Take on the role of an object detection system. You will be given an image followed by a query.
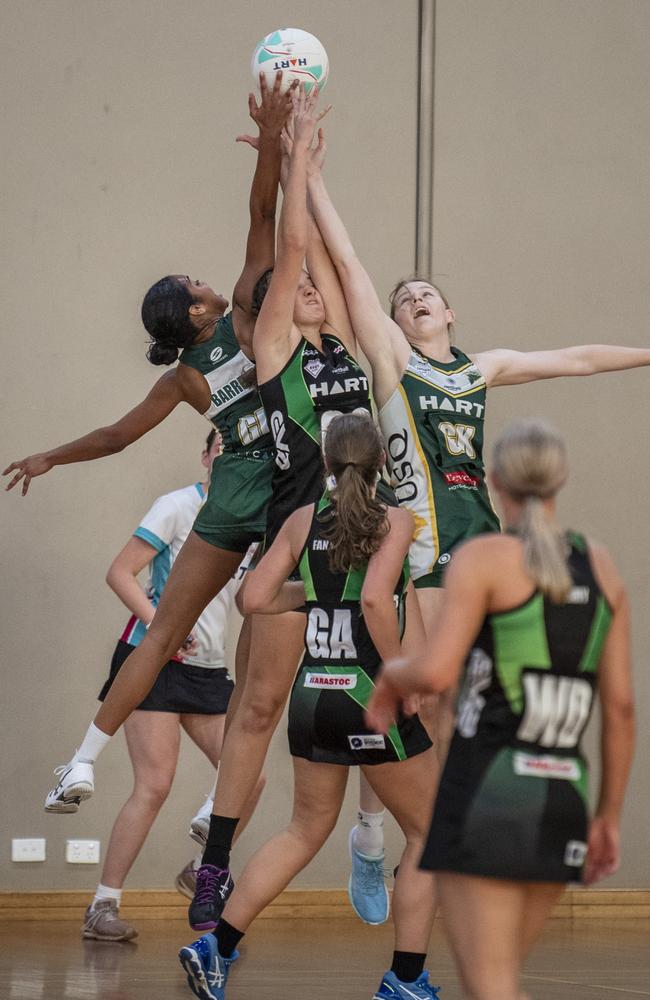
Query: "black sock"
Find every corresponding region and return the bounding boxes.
[213,918,245,958]
[391,951,427,983]
[201,815,239,869]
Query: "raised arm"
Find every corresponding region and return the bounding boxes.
[231,72,293,351]
[475,344,650,389]
[3,371,185,496]
[279,124,356,357]
[307,166,409,404]
[252,86,320,383]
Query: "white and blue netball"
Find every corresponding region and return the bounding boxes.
[251,28,329,94]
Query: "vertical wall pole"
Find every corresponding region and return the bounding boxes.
[415,0,436,279]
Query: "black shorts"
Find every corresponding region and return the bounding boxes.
[98,640,234,715]
[288,663,432,766]
[420,745,589,883]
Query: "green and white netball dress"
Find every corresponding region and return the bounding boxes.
[259,335,371,546]
[288,500,432,766]
[421,534,613,883]
[379,347,500,587]
[180,313,275,552]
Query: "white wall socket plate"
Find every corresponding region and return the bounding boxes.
[12,838,46,862]
[66,839,101,864]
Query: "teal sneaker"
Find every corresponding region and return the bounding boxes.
[178,933,237,1000]
[373,970,441,998]
[348,826,390,925]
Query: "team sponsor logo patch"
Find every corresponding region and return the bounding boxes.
[304,672,357,689]
[348,734,385,750]
[567,586,590,604]
[304,358,325,378]
[513,751,579,781]
[564,840,588,867]
[444,470,480,488]
[210,346,224,363]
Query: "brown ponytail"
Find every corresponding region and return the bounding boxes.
[320,412,388,573]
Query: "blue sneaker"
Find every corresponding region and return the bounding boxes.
[348,827,390,925]
[178,933,237,1000]
[373,970,441,999]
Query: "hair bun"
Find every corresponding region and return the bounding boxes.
[147,341,180,366]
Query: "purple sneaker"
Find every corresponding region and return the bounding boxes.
[188,864,234,931]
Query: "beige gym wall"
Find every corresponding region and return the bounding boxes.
[432,0,650,888]
[1,0,419,893]
[2,0,649,896]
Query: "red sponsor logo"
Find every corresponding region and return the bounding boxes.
[444,471,480,488]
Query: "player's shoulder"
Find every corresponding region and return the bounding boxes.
[451,531,517,570]
[151,482,203,511]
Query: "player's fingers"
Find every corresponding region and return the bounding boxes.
[2,462,21,476]
[21,474,31,496]
[5,471,24,491]
[317,103,332,122]
[258,71,268,98]
[271,69,283,95]
[247,91,257,116]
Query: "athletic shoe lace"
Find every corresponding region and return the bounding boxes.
[194,866,224,906]
[358,856,389,895]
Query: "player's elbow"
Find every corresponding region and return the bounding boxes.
[605,697,635,731]
[101,426,130,454]
[239,586,267,616]
[280,231,307,257]
[105,561,121,592]
[360,584,392,618]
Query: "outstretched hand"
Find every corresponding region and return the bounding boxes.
[289,83,331,152]
[236,70,294,146]
[281,118,327,176]
[3,453,53,496]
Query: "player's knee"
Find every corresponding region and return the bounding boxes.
[237,692,284,734]
[134,775,174,809]
[291,808,337,850]
[144,622,186,662]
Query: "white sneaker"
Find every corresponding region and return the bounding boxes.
[189,795,213,847]
[44,759,94,813]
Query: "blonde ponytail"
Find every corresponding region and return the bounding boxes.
[493,420,571,603]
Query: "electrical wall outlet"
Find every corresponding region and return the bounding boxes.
[12,838,46,862]
[66,839,100,864]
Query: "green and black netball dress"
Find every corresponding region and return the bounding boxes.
[180,313,275,552]
[379,347,500,587]
[288,499,432,766]
[259,334,371,546]
[421,533,612,883]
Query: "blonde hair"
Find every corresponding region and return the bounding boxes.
[321,412,388,574]
[492,419,571,603]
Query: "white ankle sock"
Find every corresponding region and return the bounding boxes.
[92,883,122,909]
[353,809,385,857]
[74,722,111,764]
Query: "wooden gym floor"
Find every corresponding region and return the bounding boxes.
[1,916,649,999]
